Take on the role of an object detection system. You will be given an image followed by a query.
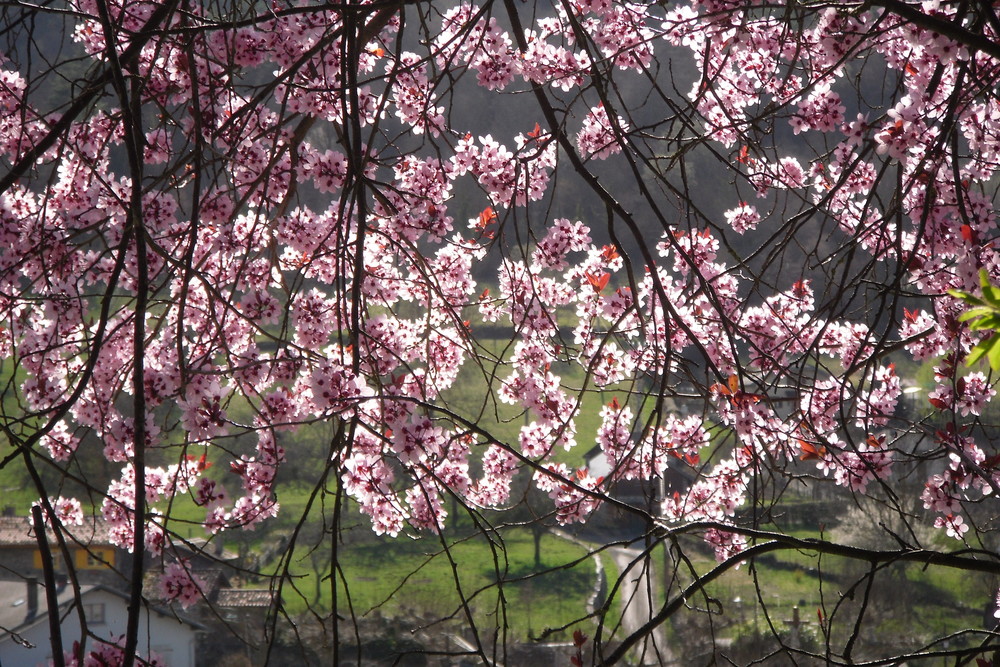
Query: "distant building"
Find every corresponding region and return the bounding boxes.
[0,515,127,589]
[582,446,694,535]
[0,513,276,665]
[0,579,201,666]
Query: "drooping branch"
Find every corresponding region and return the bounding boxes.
[601,523,1000,665]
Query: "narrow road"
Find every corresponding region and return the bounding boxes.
[609,546,674,666]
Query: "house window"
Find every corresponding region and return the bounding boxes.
[83,602,105,625]
[74,547,115,570]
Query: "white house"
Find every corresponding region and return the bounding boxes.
[0,579,200,666]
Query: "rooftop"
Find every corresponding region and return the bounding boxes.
[0,516,114,548]
[0,579,93,640]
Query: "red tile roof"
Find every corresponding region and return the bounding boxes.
[0,517,32,546]
[0,516,114,547]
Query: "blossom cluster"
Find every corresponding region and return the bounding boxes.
[1,0,998,612]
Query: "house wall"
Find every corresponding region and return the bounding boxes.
[0,544,127,590]
[0,589,196,667]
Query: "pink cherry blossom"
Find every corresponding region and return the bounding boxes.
[4,1,1000,659]
[159,560,206,609]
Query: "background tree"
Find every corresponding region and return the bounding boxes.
[2,0,1000,665]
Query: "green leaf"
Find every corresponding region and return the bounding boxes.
[968,314,1000,331]
[957,306,997,323]
[988,338,1000,371]
[982,285,1000,307]
[966,336,1000,371]
[956,272,1000,369]
[948,289,984,306]
[966,343,989,367]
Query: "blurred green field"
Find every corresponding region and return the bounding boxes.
[277,519,598,642]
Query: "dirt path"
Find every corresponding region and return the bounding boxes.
[608,546,674,666]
